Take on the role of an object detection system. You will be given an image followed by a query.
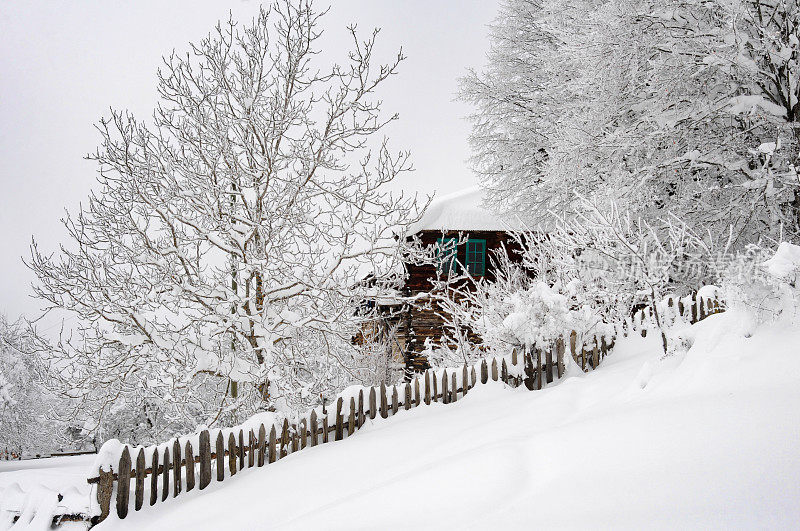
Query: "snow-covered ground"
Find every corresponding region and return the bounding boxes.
[5,310,800,530]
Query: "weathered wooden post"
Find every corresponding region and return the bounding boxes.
[451,371,458,402]
[173,439,182,497]
[268,425,277,463]
[199,430,211,489]
[462,364,469,395]
[116,446,131,518]
[149,449,159,505]
[404,383,412,410]
[335,397,344,441]
[556,337,565,379]
[135,448,145,511]
[161,446,170,502]
[185,441,196,491]
[348,397,357,435]
[95,467,114,522]
[358,389,365,427]
[257,424,267,467]
[424,371,432,405]
[480,359,488,384]
[441,369,449,404]
[369,387,377,420]
[491,358,498,382]
[228,433,238,476]
[380,383,388,418]
[391,386,399,415]
[281,419,290,457]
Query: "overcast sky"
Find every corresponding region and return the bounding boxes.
[0,0,498,321]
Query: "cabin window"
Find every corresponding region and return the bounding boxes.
[465,239,486,276]
[435,237,458,275]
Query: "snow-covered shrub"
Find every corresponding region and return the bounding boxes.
[719,242,800,326]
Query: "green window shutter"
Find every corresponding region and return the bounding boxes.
[465,239,486,276]
[436,237,459,275]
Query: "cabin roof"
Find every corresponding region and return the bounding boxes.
[407,186,526,235]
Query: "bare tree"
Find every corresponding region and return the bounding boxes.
[27,1,423,441]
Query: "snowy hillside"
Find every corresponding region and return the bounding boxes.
[78,310,799,530]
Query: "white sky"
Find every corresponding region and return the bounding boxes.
[0,0,498,321]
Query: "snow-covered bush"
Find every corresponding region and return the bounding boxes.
[719,242,800,326]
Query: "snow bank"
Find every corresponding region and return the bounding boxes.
[95,313,800,530]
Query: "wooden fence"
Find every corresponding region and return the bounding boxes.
[72,291,724,526]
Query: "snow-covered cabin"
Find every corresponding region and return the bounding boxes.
[368,186,526,374]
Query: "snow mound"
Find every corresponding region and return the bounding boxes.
[406,186,528,234]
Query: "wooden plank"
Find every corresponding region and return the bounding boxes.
[391,386,399,415]
[404,383,412,410]
[134,448,145,511]
[592,340,599,369]
[451,371,458,402]
[470,366,477,388]
[268,425,277,463]
[248,429,256,467]
[414,377,421,407]
[546,345,554,383]
[161,446,170,502]
[216,431,225,482]
[291,423,299,453]
[149,448,159,506]
[97,468,113,521]
[116,446,131,519]
[501,358,508,384]
[199,430,211,489]
[462,364,469,396]
[511,348,518,367]
[173,439,182,497]
[557,337,565,379]
[358,390,365,427]
[280,419,290,457]
[380,383,388,418]
[309,411,318,447]
[424,371,431,405]
[491,358,498,382]
[523,350,535,391]
[185,441,195,492]
[229,432,238,476]
[322,416,329,443]
[369,387,377,420]
[238,430,245,471]
[600,336,608,360]
[536,348,543,390]
[699,296,706,320]
[348,397,356,435]
[570,331,577,365]
[257,424,267,467]
[481,359,488,384]
[442,370,449,404]
[335,397,344,441]
[300,418,308,449]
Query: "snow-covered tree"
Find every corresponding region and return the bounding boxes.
[461,0,800,247]
[28,2,422,442]
[0,316,68,456]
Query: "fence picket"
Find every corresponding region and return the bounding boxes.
[536,348,543,390]
[546,346,554,384]
[238,430,245,470]
[592,340,599,369]
[300,418,308,449]
[557,337,565,379]
[414,377,421,406]
[323,416,329,443]
[462,365,469,396]
[442,370,449,404]
[523,350,534,390]
[404,383,412,410]
[358,390,365,427]
[391,386,399,415]
[335,397,344,441]
[380,383,388,418]
[309,411,318,447]
[173,439,182,497]
[491,358,498,382]
[134,448,145,511]
[451,371,458,402]
[348,397,356,435]
[185,441,195,492]
[369,387,377,420]
[291,422,299,453]
[268,425,277,463]
[257,424,266,467]
[216,431,225,482]
[511,348,517,366]
[149,448,159,506]
[501,358,508,384]
[229,432,237,476]
[281,419,290,457]
[470,366,477,388]
[481,359,488,384]
[199,430,211,489]
[248,429,256,467]
[161,446,170,502]
[424,371,432,405]
[116,446,131,519]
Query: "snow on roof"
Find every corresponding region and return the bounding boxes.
[407,186,525,235]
